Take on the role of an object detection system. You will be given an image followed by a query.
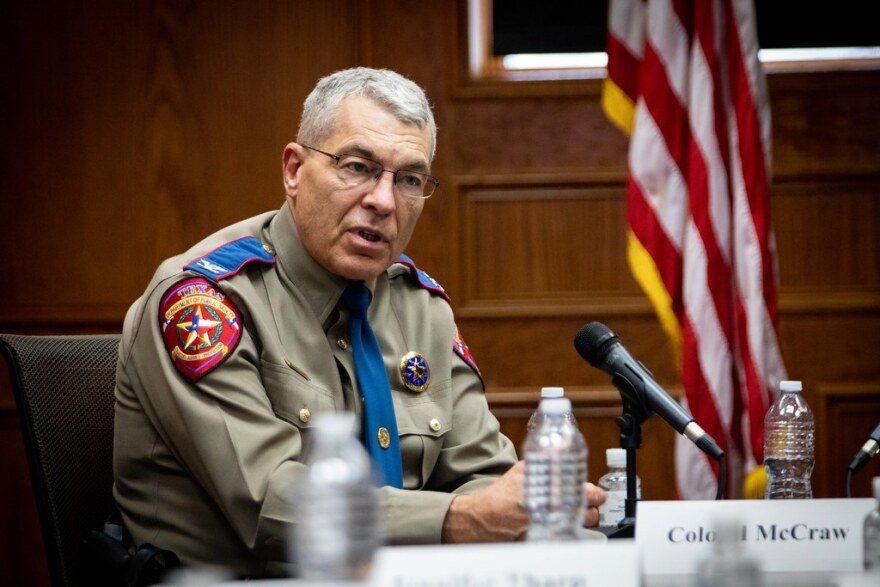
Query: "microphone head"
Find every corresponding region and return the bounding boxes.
[573,322,619,367]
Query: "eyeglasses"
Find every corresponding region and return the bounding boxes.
[300,144,439,199]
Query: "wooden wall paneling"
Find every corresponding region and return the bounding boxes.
[813,381,880,499]
[488,388,678,499]
[456,180,640,305]
[456,315,677,389]
[772,179,880,294]
[769,71,880,179]
[450,97,629,174]
[777,312,880,384]
[0,1,364,332]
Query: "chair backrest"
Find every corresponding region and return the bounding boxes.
[0,334,121,587]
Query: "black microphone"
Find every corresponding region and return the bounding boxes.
[848,422,880,473]
[574,321,724,461]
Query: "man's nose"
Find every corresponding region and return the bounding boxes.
[362,170,397,213]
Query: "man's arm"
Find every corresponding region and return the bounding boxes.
[119,284,311,562]
[442,461,527,542]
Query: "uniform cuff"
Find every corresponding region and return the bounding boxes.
[379,488,456,545]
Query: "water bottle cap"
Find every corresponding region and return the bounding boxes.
[540,387,564,399]
[779,380,802,392]
[540,397,572,414]
[873,476,880,500]
[606,448,626,467]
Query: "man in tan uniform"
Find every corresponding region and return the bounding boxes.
[114,67,603,577]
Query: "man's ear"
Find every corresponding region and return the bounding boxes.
[282,143,305,196]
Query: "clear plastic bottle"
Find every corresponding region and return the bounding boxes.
[598,448,641,528]
[696,517,762,587]
[763,380,815,499]
[524,397,588,541]
[527,387,572,432]
[865,476,880,571]
[288,412,379,581]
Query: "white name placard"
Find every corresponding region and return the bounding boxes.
[636,498,874,576]
[372,540,639,587]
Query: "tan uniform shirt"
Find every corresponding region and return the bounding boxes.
[113,204,517,577]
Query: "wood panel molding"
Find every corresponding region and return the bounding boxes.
[812,380,880,499]
[3,290,869,330]
[451,174,880,318]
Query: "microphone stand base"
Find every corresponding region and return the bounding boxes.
[597,520,635,539]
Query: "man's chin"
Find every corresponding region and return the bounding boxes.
[332,256,391,282]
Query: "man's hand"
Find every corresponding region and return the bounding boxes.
[441,461,609,543]
[583,481,606,528]
[442,461,527,543]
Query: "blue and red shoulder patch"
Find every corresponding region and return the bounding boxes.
[395,253,450,302]
[159,277,242,381]
[453,328,483,385]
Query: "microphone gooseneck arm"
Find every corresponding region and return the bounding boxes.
[846,422,880,497]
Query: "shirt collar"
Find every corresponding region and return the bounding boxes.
[267,202,378,323]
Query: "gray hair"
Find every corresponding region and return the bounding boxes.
[297,67,437,160]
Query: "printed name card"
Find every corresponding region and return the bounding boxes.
[372,540,639,586]
[636,498,874,576]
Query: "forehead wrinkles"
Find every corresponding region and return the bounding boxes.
[335,127,429,165]
[326,98,431,167]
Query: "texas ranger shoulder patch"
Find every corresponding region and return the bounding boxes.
[159,277,242,381]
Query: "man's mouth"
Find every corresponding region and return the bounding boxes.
[357,229,382,243]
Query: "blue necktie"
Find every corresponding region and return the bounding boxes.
[341,281,403,488]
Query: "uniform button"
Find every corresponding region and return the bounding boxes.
[377,427,390,449]
[262,243,275,255]
[336,338,349,350]
[429,418,442,432]
[298,408,311,423]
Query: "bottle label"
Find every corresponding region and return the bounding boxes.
[600,490,626,527]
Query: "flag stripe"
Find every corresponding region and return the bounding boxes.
[724,0,777,322]
[604,0,786,498]
[606,34,642,105]
[628,180,683,297]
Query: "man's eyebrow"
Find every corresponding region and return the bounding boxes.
[343,145,431,174]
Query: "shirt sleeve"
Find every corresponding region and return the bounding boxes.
[378,337,518,544]
[120,284,307,562]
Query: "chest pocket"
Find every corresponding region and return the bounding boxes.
[259,359,342,453]
[394,379,452,490]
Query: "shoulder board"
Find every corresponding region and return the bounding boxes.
[184,237,275,281]
[395,254,450,302]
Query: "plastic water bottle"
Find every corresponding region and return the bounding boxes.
[524,397,588,541]
[598,448,641,528]
[865,476,880,571]
[288,412,379,581]
[696,517,762,587]
[763,380,815,499]
[527,387,576,432]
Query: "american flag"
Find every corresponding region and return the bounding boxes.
[603,0,787,498]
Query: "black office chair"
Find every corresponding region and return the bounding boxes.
[1,333,120,586]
